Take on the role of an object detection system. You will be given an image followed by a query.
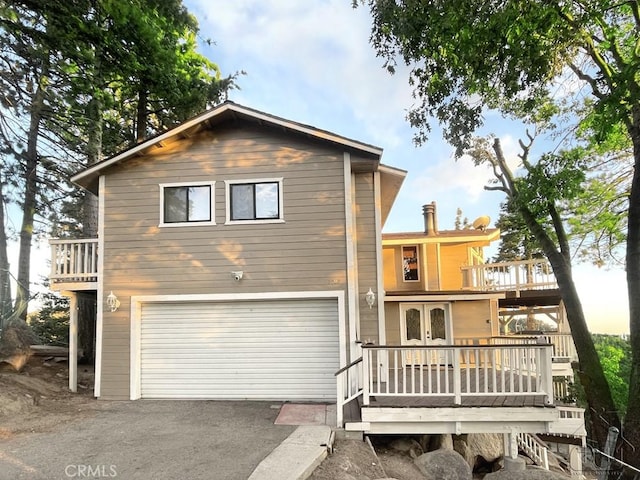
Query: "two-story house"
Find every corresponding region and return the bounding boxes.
[50,103,584,473]
[50,101,406,419]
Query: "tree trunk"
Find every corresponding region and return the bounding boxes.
[0,174,12,329]
[83,95,102,236]
[621,109,640,474]
[76,90,103,368]
[550,253,621,446]
[518,207,621,449]
[136,88,148,143]
[14,60,49,322]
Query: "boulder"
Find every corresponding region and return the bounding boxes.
[389,438,423,458]
[414,448,472,480]
[453,433,503,469]
[434,434,454,450]
[419,434,453,452]
[484,469,572,480]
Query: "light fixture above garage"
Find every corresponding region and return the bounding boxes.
[365,288,376,309]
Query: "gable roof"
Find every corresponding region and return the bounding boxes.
[71,101,385,194]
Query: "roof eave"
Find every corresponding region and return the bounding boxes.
[71,102,384,193]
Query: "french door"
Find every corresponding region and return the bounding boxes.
[400,303,451,365]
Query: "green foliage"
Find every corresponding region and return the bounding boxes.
[360,0,640,156]
[27,292,69,346]
[515,149,587,215]
[567,171,629,266]
[594,334,631,417]
[571,334,631,417]
[493,199,545,262]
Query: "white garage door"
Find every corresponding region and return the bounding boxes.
[140,298,339,400]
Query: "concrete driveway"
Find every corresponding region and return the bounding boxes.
[0,400,296,480]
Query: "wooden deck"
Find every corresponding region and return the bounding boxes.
[365,362,552,404]
[368,393,550,408]
[366,366,551,408]
[337,343,556,428]
[343,367,553,424]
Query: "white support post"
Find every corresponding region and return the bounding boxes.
[568,444,583,477]
[68,292,78,393]
[362,348,370,406]
[453,347,461,405]
[541,345,554,404]
[506,430,518,459]
[336,371,344,427]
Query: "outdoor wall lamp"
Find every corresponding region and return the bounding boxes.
[106,291,120,312]
[365,288,376,309]
[231,271,244,282]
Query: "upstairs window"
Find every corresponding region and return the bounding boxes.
[226,179,284,224]
[402,245,419,282]
[160,182,215,227]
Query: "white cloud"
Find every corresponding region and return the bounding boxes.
[409,133,523,204]
[189,0,414,147]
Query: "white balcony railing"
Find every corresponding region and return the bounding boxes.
[49,238,99,284]
[455,334,577,363]
[550,406,587,438]
[461,259,557,293]
[361,344,554,406]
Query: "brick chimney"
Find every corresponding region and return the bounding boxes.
[422,201,438,236]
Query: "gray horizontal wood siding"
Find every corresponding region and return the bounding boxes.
[100,125,351,398]
[354,172,379,343]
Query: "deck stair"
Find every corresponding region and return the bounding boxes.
[517,432,549,469]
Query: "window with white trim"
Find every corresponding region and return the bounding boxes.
[159,182,215,226]
[226,179,284,224]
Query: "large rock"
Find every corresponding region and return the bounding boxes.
[414,448,472,480]
[453,433,503,469]
[419,434,453,452]
[389,437,423,458]
[484,469,571,480]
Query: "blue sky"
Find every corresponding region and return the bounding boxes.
[183,0,629,334]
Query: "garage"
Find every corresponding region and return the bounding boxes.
[138,298,340,400]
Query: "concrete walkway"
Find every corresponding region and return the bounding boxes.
[248,403,337,480]
[248,425,333,480]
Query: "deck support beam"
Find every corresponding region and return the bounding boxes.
[504,430,518,460]
[67,291,78,392]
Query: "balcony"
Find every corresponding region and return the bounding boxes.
[336,342,585,438]
[461,259,557,294]
[360,343,555,407]
[49,238,99,291]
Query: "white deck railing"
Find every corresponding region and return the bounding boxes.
[517,433,549,469]
[456,334,578,364]
[335,355,364,426]
[551,406,587,438]
[543,333,578,361]
[461,259,557,293]
[49,238,99,284]
[361,344,554,406]
[490,334,578,362]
